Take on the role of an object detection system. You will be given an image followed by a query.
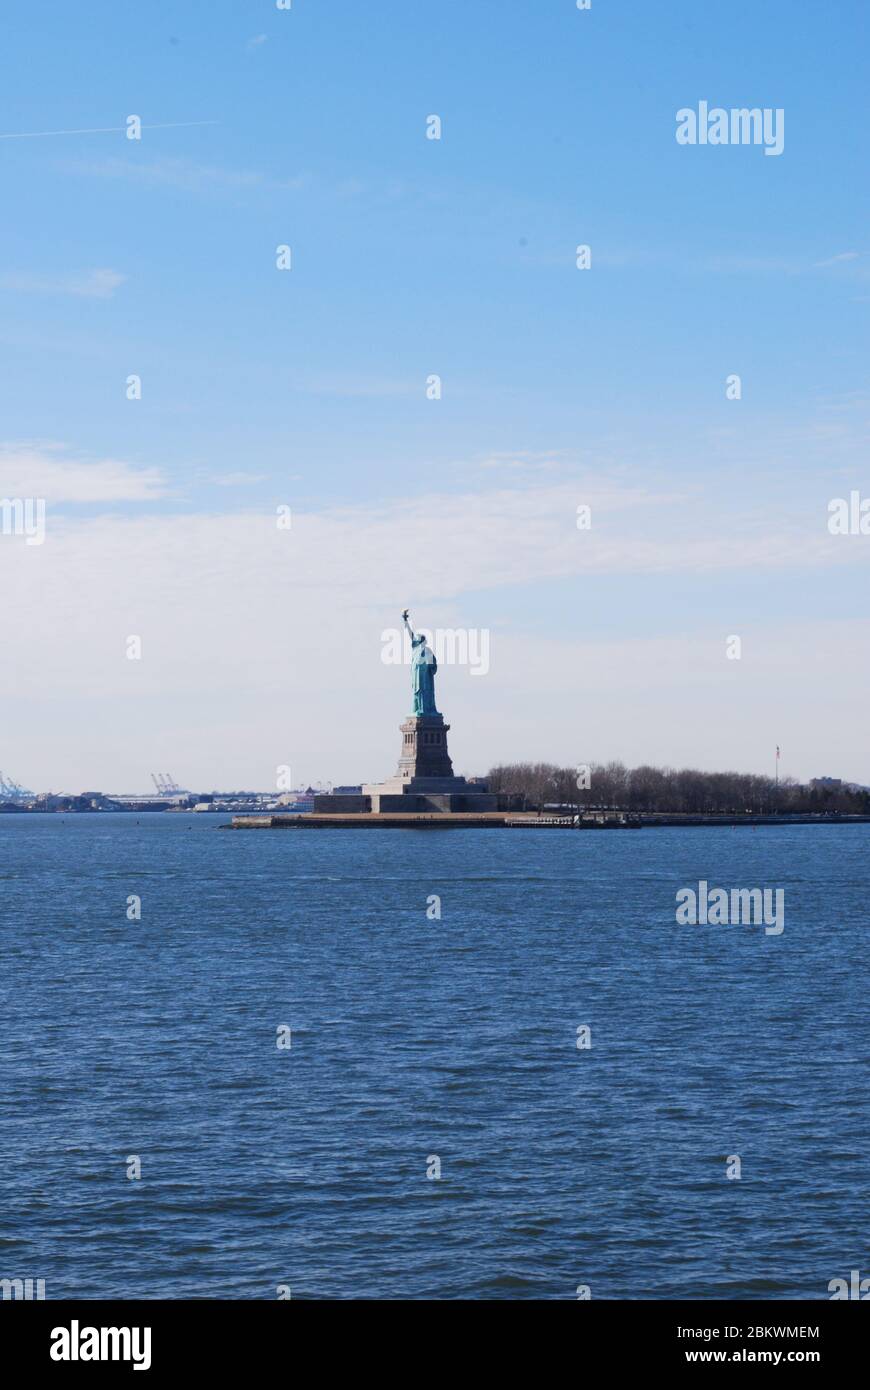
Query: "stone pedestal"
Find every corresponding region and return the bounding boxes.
[354,713,496,810]
[391,714,455,785]
[313,711,522,816]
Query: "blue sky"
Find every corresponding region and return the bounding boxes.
[1,1,868,790]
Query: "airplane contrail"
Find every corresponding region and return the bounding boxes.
[0,120,219,140]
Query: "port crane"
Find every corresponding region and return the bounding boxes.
[0,771,32,800]
[150,773,184,795]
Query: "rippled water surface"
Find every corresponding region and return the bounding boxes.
[0,814,866,1299]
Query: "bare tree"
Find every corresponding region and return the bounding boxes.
[485,760,870,816]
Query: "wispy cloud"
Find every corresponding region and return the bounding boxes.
[246,34,268,51]
[0,267,126,298]
[0,444,165,501]
[66,154,306,195]
[210,471,270,487]
[0,120,217,141]
[703,249,866,278]
[293,373,417,399]
[814,250,860,268]
[478,450,565,473]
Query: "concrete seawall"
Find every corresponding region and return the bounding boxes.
[227,811,870,830]
[229,813,513,829]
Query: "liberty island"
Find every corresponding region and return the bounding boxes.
[229,612,870,830]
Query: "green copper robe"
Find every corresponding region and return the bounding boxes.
[411,636,438,715]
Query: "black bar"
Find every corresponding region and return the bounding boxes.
[2,1299,865,1375]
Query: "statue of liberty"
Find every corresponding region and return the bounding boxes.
[402,610,439,715]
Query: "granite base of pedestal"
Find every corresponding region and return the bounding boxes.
[313,790,503,814]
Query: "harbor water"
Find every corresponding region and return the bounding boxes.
[0,814,865,1299]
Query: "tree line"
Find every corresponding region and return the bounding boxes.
[485,761,870,815]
